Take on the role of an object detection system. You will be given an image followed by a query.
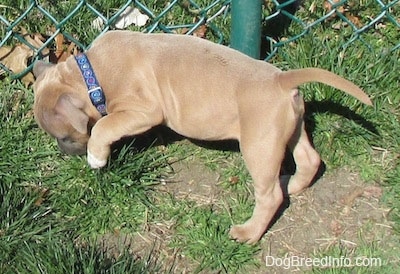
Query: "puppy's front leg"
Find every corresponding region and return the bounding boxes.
[87,110,163,168]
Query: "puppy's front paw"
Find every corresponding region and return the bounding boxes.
[87,150,107,169]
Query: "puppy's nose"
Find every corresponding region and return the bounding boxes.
[57,138,87,155]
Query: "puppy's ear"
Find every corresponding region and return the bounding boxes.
[55,94,89,134]
[33,60,54,78]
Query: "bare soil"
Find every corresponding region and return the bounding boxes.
[98,148,395,273]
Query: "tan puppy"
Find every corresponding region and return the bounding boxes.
[33,31,372,244]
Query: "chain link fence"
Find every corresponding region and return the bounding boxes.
[1,0,399,83]
[262,0,400,59]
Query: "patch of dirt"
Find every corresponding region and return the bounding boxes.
[97,156,395,273]
[96,160,224,273]
[159,160,223,203]
[261,170,394,273]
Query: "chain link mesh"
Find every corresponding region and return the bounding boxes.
[0,0,399,80]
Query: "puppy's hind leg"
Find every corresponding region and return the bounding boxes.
[286,122,321,195]
[229,124,287,244]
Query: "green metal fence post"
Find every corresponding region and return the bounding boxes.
[230,0,262,59]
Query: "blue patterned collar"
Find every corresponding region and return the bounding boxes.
[74,53,107,116]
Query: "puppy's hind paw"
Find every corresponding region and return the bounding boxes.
[229,223,263,245]
[87,151,107,169]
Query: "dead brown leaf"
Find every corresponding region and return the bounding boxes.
[340,187,364,206]
[229,176,239,185]
[0,26,81,86]
[34,188,50,206]
[177,24,208,38]
[324,0,345,21]
[340,185,383,209]
[0,28,49,86]
[23,33,49,56]
[49,28,79,63]
[193,25,207,38]
[323,1,362,29]
[362,185,383,199]
[0,45,34,85]
[346,14,362,28]
[323,0,345,14]
[330,219,343,237]
[22,184,50,206]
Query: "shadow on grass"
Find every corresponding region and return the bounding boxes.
[304,100,378,135]
[109,125,241,161]
[109,125,183,160]
[260,0,301,59]
[109,100,377,238]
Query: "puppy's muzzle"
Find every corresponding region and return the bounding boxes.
[57,137,87,155]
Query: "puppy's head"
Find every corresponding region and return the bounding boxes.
[33,60,98,155]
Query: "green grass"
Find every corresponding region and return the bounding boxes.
[0,81,164,273]
[275,11,400,273]
[1,0,400,273]
[0,0,231,49]
[166,196,259,272]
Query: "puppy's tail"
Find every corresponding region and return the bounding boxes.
[278,68,372,106]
